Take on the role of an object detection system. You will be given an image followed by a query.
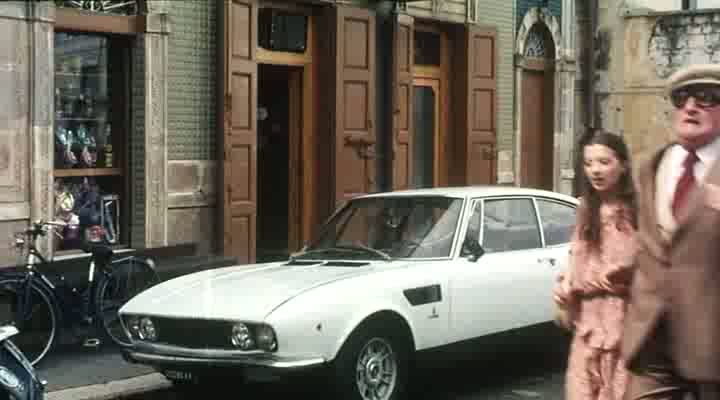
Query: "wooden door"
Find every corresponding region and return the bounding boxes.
[333,6,376,208]
[520,68,554,190]
[412,78,440,188]
[392,14,414,190]
[453,26,497,185]
[221,0,258,264]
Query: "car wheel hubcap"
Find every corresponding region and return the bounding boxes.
[355,337,397,400]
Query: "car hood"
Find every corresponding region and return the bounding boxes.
[120,260,391,321]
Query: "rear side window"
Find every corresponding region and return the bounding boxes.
[535,199,576,246]
[482,198,542,252]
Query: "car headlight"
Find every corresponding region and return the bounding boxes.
[0,366,23,393]
[125,316,140,339]
[256,324,277,352]
[230,323,254,350]
[138,317,157,341]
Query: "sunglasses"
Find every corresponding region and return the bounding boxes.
[670,84,720,109]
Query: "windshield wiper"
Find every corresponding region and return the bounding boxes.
[334,243,393,261]
[290,244,392,262]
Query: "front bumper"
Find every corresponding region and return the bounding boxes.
[122,341,326,370]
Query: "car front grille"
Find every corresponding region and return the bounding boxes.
[152,317,234,349]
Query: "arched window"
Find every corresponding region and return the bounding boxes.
[54,0,142,15]
[524,23,555,59]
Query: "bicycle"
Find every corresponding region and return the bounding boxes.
[0,220,160,366]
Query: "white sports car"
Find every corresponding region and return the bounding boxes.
[119,186,578,399]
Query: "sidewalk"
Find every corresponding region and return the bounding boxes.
[42,345,170,400]
[38,252,239,400]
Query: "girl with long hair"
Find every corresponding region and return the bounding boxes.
[553,130,638,400]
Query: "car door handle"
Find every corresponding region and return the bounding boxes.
[537,257,556,266]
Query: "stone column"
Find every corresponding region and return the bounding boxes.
[0,2,39,264]
[143,12,170,248]
[29,2,55,256]
[0,2,58,260]
[554,0,577,196]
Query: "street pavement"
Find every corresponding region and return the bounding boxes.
[36,325,571,400]
[121,334,570,400]
[38,344,154,392]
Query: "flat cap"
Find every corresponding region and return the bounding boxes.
[666,63,720,94]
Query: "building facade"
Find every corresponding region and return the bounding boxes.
[0,0,588,267]
[588,0,720,157]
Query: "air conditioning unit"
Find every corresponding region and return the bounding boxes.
[258,8,308,54]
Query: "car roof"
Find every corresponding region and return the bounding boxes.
[357,185,579,205]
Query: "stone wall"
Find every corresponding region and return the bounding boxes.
[594,1,720,158]
[0,2,53,266]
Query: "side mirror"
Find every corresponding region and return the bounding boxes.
[462,237,485,262]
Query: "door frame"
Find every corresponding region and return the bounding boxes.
[218,0,318,263]
[412,77,441,188]
[514,11,564,192]
[412,22,450,187]
[254,3,316,253]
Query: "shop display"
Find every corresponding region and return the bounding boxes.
[53,177,120,250]
[54,32,113,170]
[53,31,127,251]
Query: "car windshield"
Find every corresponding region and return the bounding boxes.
[297,196,464,261]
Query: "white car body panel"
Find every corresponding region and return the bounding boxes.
[119,186,578,370]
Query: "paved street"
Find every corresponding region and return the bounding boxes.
[37,325,571,400]
[120,332,570,400]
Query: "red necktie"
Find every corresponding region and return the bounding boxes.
[672,150,699,218]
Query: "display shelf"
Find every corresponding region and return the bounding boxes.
[54,168,123,177]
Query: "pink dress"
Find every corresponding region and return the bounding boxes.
[563,202,637,400]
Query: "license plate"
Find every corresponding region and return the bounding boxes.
[163,370,194,382]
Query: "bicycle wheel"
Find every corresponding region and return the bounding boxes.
[95,257,160,346]
[0,278,58,366]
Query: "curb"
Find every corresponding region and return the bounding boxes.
[46,373,172,400]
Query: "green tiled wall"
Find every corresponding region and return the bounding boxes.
[167,0,219,161]
[478,0,516,157]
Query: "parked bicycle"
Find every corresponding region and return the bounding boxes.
[0,220,159,366]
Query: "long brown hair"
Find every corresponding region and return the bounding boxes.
[577,129,637,247]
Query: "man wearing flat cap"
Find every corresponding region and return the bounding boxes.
[621,64,720,400]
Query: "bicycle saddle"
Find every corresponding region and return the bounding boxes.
[81,242,114,264]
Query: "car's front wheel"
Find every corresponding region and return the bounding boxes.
[332,322,410,400]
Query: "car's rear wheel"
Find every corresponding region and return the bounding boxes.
[332,322,410,400]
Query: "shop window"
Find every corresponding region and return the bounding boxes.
[53,31,131,252]
[414,30,441,66]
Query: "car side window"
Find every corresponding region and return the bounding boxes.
[482,198,542,252]
[535,199,577,246]
[460,200,482,257]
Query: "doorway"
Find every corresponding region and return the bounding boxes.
[520,23,556,190]
[412,78,440,188]
[257,64,303,262]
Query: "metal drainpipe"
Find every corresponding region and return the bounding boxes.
[574,0,598,196]
[588,0,598,130]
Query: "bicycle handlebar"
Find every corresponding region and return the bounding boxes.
[24,220,67,236]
